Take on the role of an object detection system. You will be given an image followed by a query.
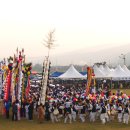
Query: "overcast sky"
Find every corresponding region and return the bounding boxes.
[0,0,130,65]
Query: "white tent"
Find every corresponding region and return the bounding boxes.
[93,65,105,78]
[58,65,85,79]
[110,68,115,72]
[100,65,111,75]
[106,65,128,80]
[99,65,105,71]
[122,65,130,76]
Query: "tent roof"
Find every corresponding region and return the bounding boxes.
[99,65,104,71]
[122,65,130,76]
[93,65,105,78]
[58,65,85,79]
[106,65,128,78]
[99,65,111,75]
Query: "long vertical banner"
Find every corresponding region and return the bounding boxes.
[40,56,50,105]
[4,70,12,101]
[0,62,3,98]
[0,73,2,98]
[11,54,17,103]
[86,67,93,96]
[18,51,23,101]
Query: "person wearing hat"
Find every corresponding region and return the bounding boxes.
[71,103,77,122]
[100,103,107,124]
[96,101,101,120]
[90,101,97,122]
[105,101,110,122]
[53,105,59,123]
[57,102,64,122]
[123,104,130,124]
[110,102,117,121]
[87,100,93,121]
[49,104,55,123]
[64,104,72,124]
[117,103,123,123]
[79,102,86,123]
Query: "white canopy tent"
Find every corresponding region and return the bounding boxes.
[101,65,111,75]
[58,65,85,79]
[110,68,115,72]
[99,65,105,71]
[122,65,130,76]
[93,65,105,78]
[105,65,129,80]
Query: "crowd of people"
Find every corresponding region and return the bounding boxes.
[0,83,130,125]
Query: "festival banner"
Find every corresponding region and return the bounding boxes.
[40,57,50,105]
[1,48,32,103]
[25,76,30,98]
[86,67,93,96]
[4,70,12,101]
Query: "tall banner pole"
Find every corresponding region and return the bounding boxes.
[86,67,93,96]
[4,57,13,101]
[18,52,23,103]
[40,56,50,105]
[21,50,24,101]
[0,61,3,98]
[11,54,16,103]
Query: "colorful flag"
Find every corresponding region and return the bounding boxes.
[86,67,93,96]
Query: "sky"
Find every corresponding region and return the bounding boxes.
[0,0,130,65]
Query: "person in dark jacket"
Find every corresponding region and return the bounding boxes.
[45,101,50,121]
[12,101,18,121]
[5,101,11,119]
[28,100,34,120]
[21,99,26,118]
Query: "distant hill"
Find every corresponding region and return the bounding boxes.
[32,64,88,73]
[30,43,130,66]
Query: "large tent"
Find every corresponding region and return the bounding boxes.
[103,65,111,75]
[93,65,105,78]
[122,65,130,76]
[58,65,85,79]
[105,65,129,80]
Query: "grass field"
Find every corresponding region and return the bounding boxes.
[112,89,130,95]
[0,89,130,130]
[0,117,130,130]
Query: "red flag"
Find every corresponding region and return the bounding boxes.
[4,70,12,101]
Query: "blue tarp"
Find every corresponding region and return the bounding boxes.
[50,71,64,77]
[80,72,87,75]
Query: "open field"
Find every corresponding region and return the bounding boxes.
[0,117,130,130]
[112,89,130,95]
